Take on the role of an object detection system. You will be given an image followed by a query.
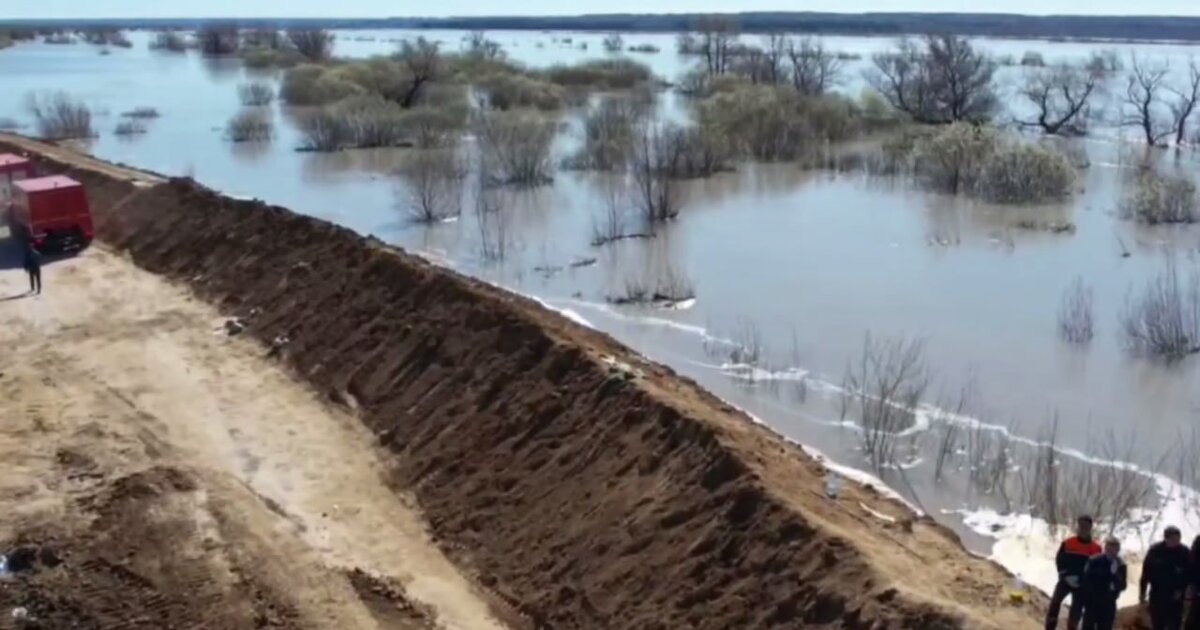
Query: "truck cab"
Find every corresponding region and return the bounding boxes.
[10,175,94,251]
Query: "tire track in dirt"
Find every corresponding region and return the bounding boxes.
[0,246,509,630]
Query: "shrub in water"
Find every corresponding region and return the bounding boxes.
[121,106,160,119]
[281,65,363,106]
[226,109,273,142]
[565,97,647,171]
[26,91,94,140]
[1120,171,1198,225]
[699,85,860,162]
[911,124,998,195]
[238,81,276,106]
[542,58,652,90]
[114,120,148,136]
[910,124,1075,204]
[977,142,1075,204]
[475,111,556,186]
[474,72,565,111]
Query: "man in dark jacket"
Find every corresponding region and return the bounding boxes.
[1142,526,1192,630]
[1082,537,1127,630]
[22,242,41,295]
[1047,515,1102,630]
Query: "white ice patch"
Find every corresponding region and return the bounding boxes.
[529,296,594,329]
[957,473,1200,607]
[413,249,456,269]
[557,297,716,340]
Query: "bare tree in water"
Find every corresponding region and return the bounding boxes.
[840,334,930,473]
[287,29,334,62]
[787,37,844,96]
[689,16,739,75]
[1168,59,1200,146]
[868,34,997,124]
[1058,276,1095,343]
[1121,54,1173,146]
[1019,63,1103,136]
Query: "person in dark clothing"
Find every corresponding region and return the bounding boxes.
[1186,536,1200,630]
[1082,537,1127,630]
[1047,515,1102,630]
[22,242,41,294]
[1142,526,1192,630]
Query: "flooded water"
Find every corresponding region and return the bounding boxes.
[3,29,1200,563]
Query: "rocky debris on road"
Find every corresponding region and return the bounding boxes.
[223,317,246,336]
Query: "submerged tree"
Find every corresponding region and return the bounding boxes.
[1121,54,1173,146]
[689,16,739,76]
[397,38,442,108]
[868,34,997,124]
[1168,60,1200,146]
[397,149,466,224]
[602,33,624,54]
[197,22,240,56]
[1019,63,1103,136]
[463,30,503,60]
[631,122,685,226]
[786,37,844,96]
[287,29,334,62]
[1120,256,1200,361]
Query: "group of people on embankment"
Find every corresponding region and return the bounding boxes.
[1047,515,1200,630]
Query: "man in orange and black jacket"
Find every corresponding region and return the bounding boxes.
[1047,515,1102,630]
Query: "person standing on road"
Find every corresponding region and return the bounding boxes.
[1081,537,1127,630]
[1047,515,1102,630]
[22,242,41,295]
[1142,526,1192,630]
[1185,536,1200,630]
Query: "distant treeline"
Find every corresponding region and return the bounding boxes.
[6,13,1200,42]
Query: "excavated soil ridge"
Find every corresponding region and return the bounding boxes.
[3,138,1046,629]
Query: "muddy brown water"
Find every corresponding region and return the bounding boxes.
[2,30,1200,546]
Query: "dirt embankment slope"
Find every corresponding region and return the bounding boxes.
[2,134,1047,629]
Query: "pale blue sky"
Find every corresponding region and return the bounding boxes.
[6,0,1200,19]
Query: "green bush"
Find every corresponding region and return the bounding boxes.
[281,64,364,105]
[401,107,467,149]
[910,124,1075,203]
[242,48,279,68]
[565,98,647,170]
[542,58,652,90]
[329,58,415,103]
[296,94,464,152]
[698,85,860,161]
[332,95,408,148]
[475,111,556,186]
[911,124,998,194]
[475,72,565,111]
[297,109,346,152]
[446,54,525,82]
[977,142,1075,204]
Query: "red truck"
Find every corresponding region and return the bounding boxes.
[9,175,94,251]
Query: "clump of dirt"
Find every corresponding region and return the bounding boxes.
[0,466,301,629]
[4,137,1049,629]
[346,569,439,629]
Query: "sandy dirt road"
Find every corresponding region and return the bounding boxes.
[0,239,510,630]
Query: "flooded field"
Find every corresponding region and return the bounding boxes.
[3,28,1200,586]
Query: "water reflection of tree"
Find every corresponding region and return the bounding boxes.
[199,56,242,83]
